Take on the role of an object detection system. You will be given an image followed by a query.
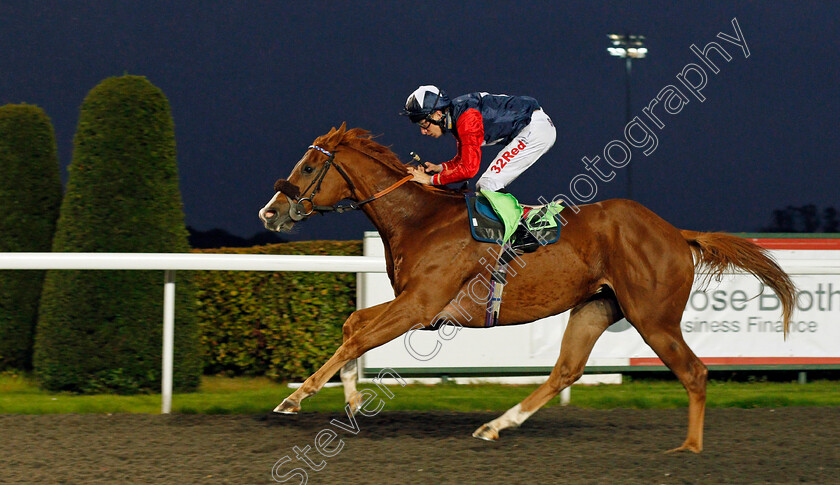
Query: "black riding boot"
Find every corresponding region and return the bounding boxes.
[510,223,540,253]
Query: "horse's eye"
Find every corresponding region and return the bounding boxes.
[302,165,314,174]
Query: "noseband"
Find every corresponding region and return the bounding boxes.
[280,144,412,222]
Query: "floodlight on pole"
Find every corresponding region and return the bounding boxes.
[607,33,647,200]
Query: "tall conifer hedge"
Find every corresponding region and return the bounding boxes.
[34,76,200,393]
[0,104,62,370]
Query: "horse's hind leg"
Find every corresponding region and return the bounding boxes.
[473,295,621,441]
[633,316,708,453]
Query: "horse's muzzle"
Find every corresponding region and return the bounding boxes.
[259,193,297,232]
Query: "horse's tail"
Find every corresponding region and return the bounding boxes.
[680,230,797,337]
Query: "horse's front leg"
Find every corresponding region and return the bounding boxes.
[274,294,431,414]
[338,301,392,414]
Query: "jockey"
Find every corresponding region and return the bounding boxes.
[401,85,556,192]
[401,85,557,247]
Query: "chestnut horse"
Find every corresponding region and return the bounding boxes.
[259,124,795,453]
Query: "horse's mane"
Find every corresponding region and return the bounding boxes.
[312,123,464,198]
[313,123,407,173]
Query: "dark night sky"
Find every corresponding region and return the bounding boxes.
[3,1,838,241]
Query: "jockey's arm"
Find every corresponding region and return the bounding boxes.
[431,109,484,185]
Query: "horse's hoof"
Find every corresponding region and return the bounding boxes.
[664,442,702,454]
[346,391,369,416]
[273,399,301,414]
[472,424,499,441]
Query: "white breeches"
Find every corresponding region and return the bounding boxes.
[476,109,556,192]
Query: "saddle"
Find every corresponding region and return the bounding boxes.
[465,192,564,252]
[464,191,564,327]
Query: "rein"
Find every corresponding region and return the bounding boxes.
[285,144,413,221]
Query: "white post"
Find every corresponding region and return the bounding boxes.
[161,270,176,414]
[560,386,571,406]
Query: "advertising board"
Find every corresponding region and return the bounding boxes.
[358,233,840,376]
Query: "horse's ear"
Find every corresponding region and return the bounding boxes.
[325,122,348,147]
[327,123,347,136]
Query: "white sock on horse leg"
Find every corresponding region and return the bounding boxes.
[488,403,536,431]
[340,359,358,403]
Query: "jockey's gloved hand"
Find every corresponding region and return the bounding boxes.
[406,165,433,185]
[408,151,441,175]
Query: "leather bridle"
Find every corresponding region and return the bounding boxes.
[281,144,412,222]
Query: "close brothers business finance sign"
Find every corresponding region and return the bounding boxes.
[359,234,840,373]
[635,272,840,366]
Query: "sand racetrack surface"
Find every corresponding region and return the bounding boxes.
[1,406,838,484]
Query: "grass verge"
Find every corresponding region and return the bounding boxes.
[1,374,837,415]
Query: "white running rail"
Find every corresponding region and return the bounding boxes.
[0,252,387,413]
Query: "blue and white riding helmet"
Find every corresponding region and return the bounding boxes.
[401,85,451,125]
